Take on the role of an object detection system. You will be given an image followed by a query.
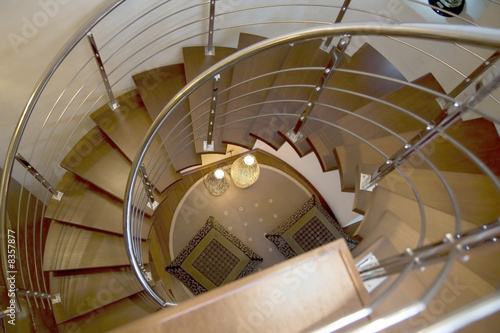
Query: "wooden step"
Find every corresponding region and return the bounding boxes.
[307,131,339,171]
[133,64,201,172]
[91,89,181,193]
[335,72,445,147]
[307,72,442,171]
[223,33,292,150]
[352,235,429,333]
[56,292,159,333]
[358,194,500,290]
[111,239,371,333]
[183,46,236,154]
[320,42,406,113]
[335,131,419,191]
[249,40,330,156]
[50,267,144,323]
[43,221,149,271]
[45,172,153,238]
[274,39,346,157]
[378,167,500,226]
[306,42,407,134]
[356,186,479,244]
[60,126,131,200]
[337,118,500,194]
[355,208,499,331]
[425,117,500,175]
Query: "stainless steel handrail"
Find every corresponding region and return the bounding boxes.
[2,0,500,327]
[0,0,126,309]
[125,21,500,320]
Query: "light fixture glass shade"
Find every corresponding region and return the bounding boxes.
[204,168,230,196]
[231,153,260,188]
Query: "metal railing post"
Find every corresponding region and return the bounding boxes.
[205,0,216,55]
[361,73,500,191]
[436,51,499,109]
[319,0,351,52]
[204,74,220,151]
[87,31,120,110]
[15,153,63,201]
[16,289,62,304]
[286,35,351,142]
[139,164,159,210]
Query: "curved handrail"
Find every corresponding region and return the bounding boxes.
[124,22,500,309]
[2,0,500,327]
[0,0,126,305]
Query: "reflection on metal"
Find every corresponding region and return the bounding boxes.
[285,128,304,143]
[139,164,158,211]
[87,31,120,110]
[335,0,352,23]
[205,0,216,55]
[203,141,215,152]
[360,173,376,192]
[15,153,63,200]
[289,35,351,137]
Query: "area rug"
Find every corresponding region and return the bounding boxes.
[170,165,312,274]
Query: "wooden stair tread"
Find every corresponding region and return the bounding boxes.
[43,221,149,271]
[133,64,201,172]
[307,133,339,171]
[224,33,291,150]
[335,131,419,191]
[305,42,407,135]
[336,72,446,146]
[50,267,144,323]
[111,239,370,332]
[356,206,499,330]
[91,89,181,193]
[378,167,500,225]
[45,172,153,238]
[431,117,500,175]
[320,42,406,113]
[273,39,347,156]
[352,235,429,333]
[357,186,479,244]
[60,127,131,200]
[183,46,236,154]
[307,73,443,172]
[56,292,158,333]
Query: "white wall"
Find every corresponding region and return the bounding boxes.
[0,0,106,168]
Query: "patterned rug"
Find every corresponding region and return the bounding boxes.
[170,165,312,271]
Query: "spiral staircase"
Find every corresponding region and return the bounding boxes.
[2,1,500,332]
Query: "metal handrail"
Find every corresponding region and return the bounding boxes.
[125,22,500,321]
[1,0,500,328]
[0,0,126,311]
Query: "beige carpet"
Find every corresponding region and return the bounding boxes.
[170,165,312,271]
